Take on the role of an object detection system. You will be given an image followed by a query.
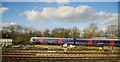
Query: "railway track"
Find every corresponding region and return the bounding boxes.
[2,55,120,60]
[2,51,120,60]
[2,46,120,52]
[2,51,120,54]
[1,46,120,62]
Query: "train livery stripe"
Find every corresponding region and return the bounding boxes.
[58,38,62,45]
[40,38,44,44]
[88,40,92,45]
[110,40,114,46]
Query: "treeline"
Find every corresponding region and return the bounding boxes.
[1,23,119,45]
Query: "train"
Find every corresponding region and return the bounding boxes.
[30,37,120,46]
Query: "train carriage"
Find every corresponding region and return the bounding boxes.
[30,37,120,46]
[30,37,74,45]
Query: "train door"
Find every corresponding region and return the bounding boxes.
[39,38,44,44]
[88,40,92,45]
[58,38,62,45]
[110,40,114,46]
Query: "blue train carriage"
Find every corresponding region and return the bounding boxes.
[30,37,74,45]
[76,38,120,46]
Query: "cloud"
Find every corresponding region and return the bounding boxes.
[23,5,118,25]
[23,5,94,22]
[56,0,69,6]
[0,7,9,14]
[43,0,69,6]
[98,12,118,25]
[92,11,118,25]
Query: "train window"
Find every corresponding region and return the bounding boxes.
[118,41,120,44]
[106,41,109,43]
[33,39,35,41]
[70,39,73,42]
[84,40,88,44]
[49,39,58,44]
[66,40,69,42]
[76,40,78,42]
[80,40,82,42]
[93,40,98,44]
[76,39,83,44]
[102,40,108,43]
[81,40,83,43]
[61,38,73,44]
[44,39,50,43]
[36,39,39,42]
[62,39,66,43]
[114,40,120,44]
[96,40,103,43]
[62,39,68,43]
[97,40,99,42]
[103,40,105,43]
[114,41,118,43]
[76,40,79,42]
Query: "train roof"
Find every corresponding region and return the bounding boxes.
[76,38,120,40]
[31,37,120,40]
[31,37,73,39]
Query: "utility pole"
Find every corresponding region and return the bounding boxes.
[73,31,76,45]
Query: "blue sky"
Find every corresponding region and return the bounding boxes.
[1,2,118,31]
[2,0,120,2]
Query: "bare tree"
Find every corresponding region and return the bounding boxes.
[2,24,23,44]
[83,23,98,38]
[106,24,118,38]
[70,27,80,38]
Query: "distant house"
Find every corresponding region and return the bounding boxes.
[0,39,12,47]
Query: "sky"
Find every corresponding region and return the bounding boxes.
[1,0,120,2]
[1,2,119,32]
